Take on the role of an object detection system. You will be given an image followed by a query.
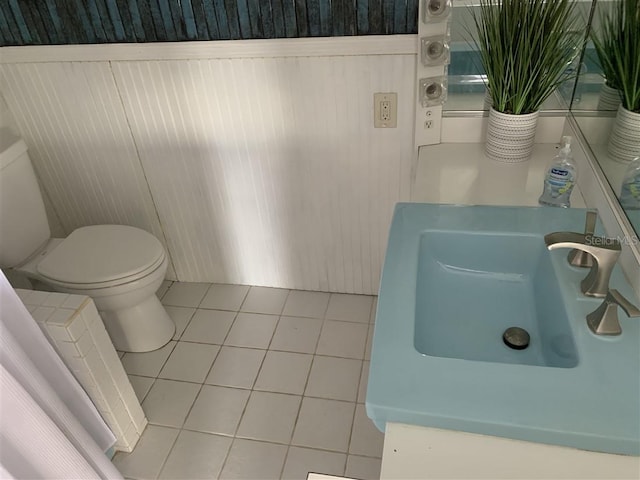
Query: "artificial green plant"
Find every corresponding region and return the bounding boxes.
[591,0,640,113]
[470,0,584,115]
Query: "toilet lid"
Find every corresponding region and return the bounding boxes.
[37,225,165,285]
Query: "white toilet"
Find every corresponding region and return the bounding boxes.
[0,128,175,352]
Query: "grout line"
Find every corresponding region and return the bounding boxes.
[324,292,336,320]
[278,288,293,316]
[346,397,360,460]
[197,283,216,309]
[171,306,198,342]
[217,435,236,478]
[154,426,181,480]
[197,311,238,384]
[279,443,292,479]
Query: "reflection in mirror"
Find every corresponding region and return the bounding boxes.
[445,0,594,112]
[571,0,640,237]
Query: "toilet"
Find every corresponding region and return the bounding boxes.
[0,128,175,352]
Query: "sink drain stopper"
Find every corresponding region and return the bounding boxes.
[503,327,530,350]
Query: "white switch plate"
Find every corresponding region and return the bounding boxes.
[374,92,398,128]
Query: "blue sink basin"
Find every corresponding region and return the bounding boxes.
[415,231,577,367]
[367,204,640,456]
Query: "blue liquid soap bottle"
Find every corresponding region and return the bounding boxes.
[539,136,577,208]
[620,156,640,210]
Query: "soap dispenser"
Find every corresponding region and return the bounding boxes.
[620,157,640,210]
[539,136,577,208]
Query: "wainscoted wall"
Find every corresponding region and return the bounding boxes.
[0,60,177,278]
[0,36,416,294]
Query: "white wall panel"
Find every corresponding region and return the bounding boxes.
[113,55,414,293]
[0,62,176,279]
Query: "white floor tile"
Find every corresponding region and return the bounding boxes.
[205,346,265,389]
[282,290,330,318]
[141,379,200,427]
[281,446,347,480]
[112,425,179,479]
[316,321,368,359]
[162,282,210,307]
[345,455,382,480]
[159,430,232,479]
[349,405,385,458]
[180,309,236,344]
[224,312,278,349]
[115,284,384,480]
[358,361,370,404]
[270,316,323,354]
[326,294,374,323]
[183,385,250,436]
[305,356,361,402]
[254,351,313,395]
[200,284,250,311]
[240,286,289,315]
[220,438,288,480]
[236,391,301,444]
[121,341,176,377]
[127,375,154,403]
[292,397,355,452]
[164,306,196,340]
[158,342,220,383]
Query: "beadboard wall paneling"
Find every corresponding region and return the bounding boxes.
[0,61,177,279]
[0,0,419,46]
[112,55,414,292]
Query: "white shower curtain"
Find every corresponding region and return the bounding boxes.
[0,272,122,479]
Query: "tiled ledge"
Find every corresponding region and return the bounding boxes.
[17,289,147,453]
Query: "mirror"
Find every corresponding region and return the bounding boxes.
[445,0,595,113]
[570,0,640,237]
[444,1,639,239]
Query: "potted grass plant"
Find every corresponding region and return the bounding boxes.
[470,0,583,162]
[591,9,623,113]
[592,0,640,162]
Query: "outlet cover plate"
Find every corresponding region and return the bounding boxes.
[374,92,398,128]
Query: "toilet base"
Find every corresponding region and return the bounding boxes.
[100,295,175,352]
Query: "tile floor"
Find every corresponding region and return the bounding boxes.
[113,282,383,480]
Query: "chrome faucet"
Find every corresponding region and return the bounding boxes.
[567,210,597,268]
[586,289,640,335]
[544,232,621,297]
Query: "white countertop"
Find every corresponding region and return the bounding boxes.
[412,143,586,208]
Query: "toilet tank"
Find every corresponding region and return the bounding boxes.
[0,128,51,268]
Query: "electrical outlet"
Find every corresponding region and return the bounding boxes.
[415,105,442,146]
[374,93,397,128]
[381,101,391,121]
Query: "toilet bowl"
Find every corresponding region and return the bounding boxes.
[0,128,175,352]
[19,225,176,352]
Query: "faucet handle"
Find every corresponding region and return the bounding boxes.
[568,210,597,268]
[586,289,640,336]
[545,231,621,297]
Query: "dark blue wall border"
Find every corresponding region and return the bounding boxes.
[0,1,418,46]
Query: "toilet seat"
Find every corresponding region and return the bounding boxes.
[37,225,165,290]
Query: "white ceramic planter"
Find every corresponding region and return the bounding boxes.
[608,105,640,163]
[485,108,539,163]
[597,83,622,111]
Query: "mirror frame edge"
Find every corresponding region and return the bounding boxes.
[568,115,640,296]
